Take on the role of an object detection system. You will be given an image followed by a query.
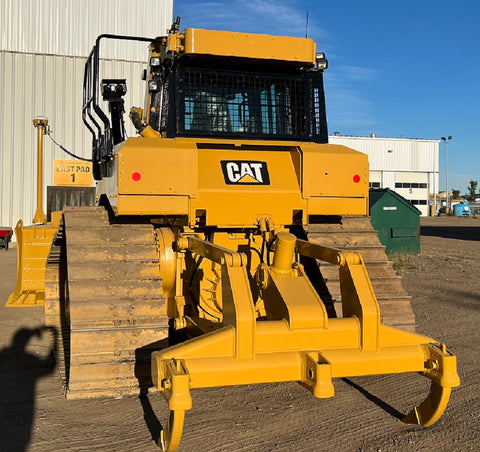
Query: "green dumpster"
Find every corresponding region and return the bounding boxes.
[369,188,420,255]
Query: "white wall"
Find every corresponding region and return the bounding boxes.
[0,0,173,231]
[329,135,439,216]
[1,0,173,59]
[329,135,439,173]
[0,53,148,229]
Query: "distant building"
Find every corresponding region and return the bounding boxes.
[329,134,439,216]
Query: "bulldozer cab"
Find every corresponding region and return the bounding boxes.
[145,27,328,143]
[147,53,328,142]
[82,27,329,180]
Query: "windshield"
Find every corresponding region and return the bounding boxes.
[175,69,327,142]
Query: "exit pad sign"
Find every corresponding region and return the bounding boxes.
[53,160,93,186]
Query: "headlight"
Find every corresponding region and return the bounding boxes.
[149,80,159,91]
[316,52,328,70]
[116,83,127,95]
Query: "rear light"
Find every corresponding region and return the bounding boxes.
[132,172,141,181]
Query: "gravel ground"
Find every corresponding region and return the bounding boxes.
[0,216,478,452]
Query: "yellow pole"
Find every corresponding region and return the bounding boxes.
[32,117,48,224]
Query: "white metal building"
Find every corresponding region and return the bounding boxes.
[329,134,440,216]
[0,0,173,231]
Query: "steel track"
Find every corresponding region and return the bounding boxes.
[44,206,169,399]
[306,216,415,331]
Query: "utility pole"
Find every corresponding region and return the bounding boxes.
[441,136,452,214]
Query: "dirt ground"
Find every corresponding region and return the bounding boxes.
[0,216,479,452]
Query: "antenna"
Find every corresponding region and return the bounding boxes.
[305,12,309,38]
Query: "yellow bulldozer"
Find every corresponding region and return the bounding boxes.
[7,19,459,451]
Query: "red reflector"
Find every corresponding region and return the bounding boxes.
[353,175,360,183]
[132,172,141,181]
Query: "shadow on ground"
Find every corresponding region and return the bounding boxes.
[139,393,163,444]
[420,226,480,241]
[342,378,405,421]
[0,327,57,452]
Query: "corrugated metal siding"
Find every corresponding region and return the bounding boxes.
[0,0,173,232]
[1,0,173,60]
[394,172,428,183]
[329,135,439,172]
[329,136,439,216]
[0,52,147,230]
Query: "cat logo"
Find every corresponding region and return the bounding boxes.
[221,160,270,185]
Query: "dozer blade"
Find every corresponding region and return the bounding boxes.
[6,219,56,306]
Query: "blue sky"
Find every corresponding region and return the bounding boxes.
[174,0,480,193]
